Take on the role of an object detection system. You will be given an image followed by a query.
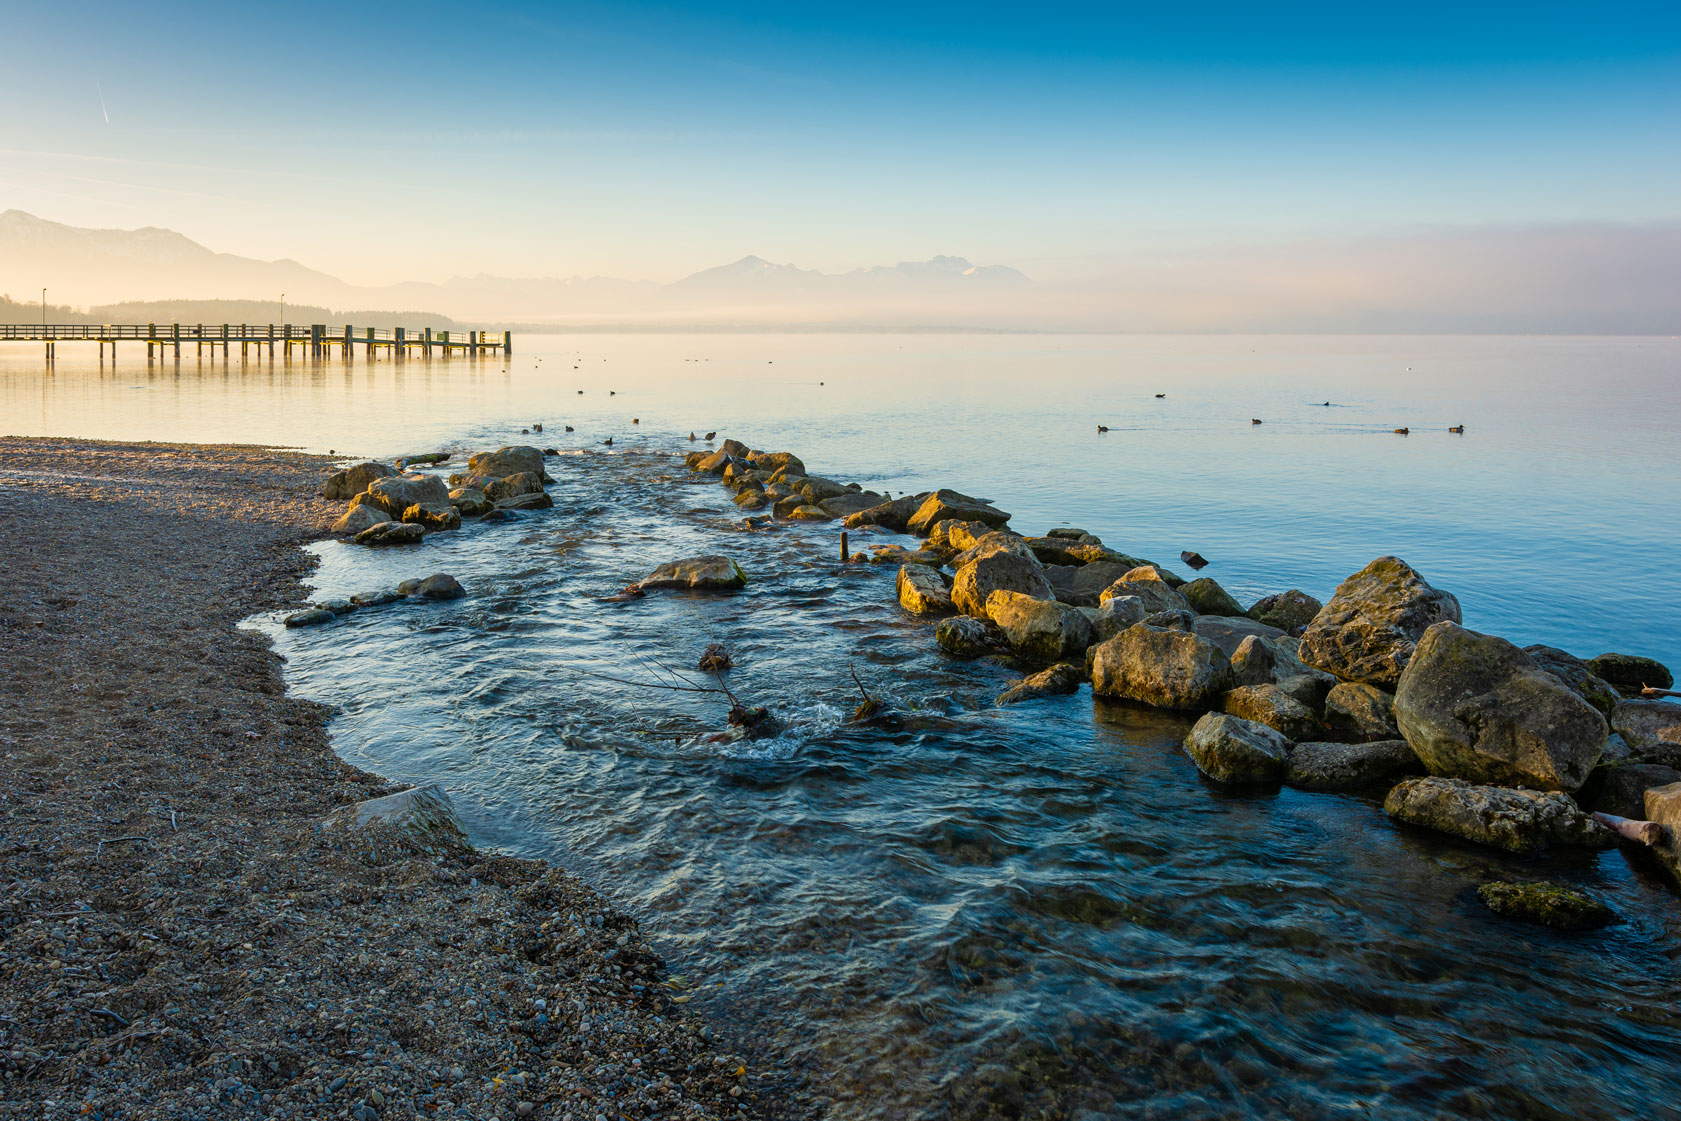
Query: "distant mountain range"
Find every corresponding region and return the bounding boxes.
[0,210,1029,326]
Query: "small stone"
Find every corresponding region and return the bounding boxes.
[284,608,334,627]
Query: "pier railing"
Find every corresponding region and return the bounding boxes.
[2,323,512,360]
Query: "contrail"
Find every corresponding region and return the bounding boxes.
[97,82,109,124]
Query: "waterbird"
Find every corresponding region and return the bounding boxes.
[564,425,574,432]
[1251,419,1263,425]
[1449,425,1465,434]
[577,389,583,394]
[533,423,543,432]
[1155,393,1166,398]
[705,431,717,440]
[1393,427,1410,435]
[632,418,640,424]
[689,432,697,440]
[1097,425,1110,433]
[604,437,614,446]
[610,391,616,396]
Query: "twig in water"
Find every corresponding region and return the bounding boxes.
[848,664,881,722]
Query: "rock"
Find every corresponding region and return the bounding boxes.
[1247,590,1323,633]
[1183,713,1291,785]
[786,504,831,521]
[412,574,465,600]
[750,451,806,477]
[467,445,546,480]
[951,550,1053,618]
[843,495,922,531]
[772,494,808,519]
[1190,615,1285,658]
[1024,537,1082,566]
[985,590,1095,664]
[1229,635,1277,688]
[1299,556,1461,686]
[1522,645,1622,717]
[402,503,461,532]
[325,783,467,845]
[1610,699,1681,750]
[1046,527,1093,540]
[495,492,554,511]
[695,450,731,474]
[936,615,1005,659]
[869,545,945,567]
[1182,578,1245,618]
[1065,544,1149,568]
[1142,609,1196,630]
[359,473,452,518]
[1089,623,1232,710]
[798,476,852,503]
[1045,561,1137,608]
[331,503,391,535]
[951,531,1034,568]
[350,590,402,608]
[924,518,990,551]
[1099,567,1192,615]
[483,472,546,501]
[819,492,883,517]
[684,451,708,470]
[996,663,1084,706]
[1590,763,1681,819]
[353,522,425,546]
[1383,776,1612,853]
[906,490,1012,535]
[897,564,954,616]
[1090,595,1146,642]
[1223,683,1322,741]
[400,451,451,466]
[284,607,335,627]
[1588,652,1674,694]
[719,438,750,458]
[323,460,396,500]
[1394,622,1607,792]
[1643,784,1681,883]
[1477,882,1616,931]
[448,487,494,516]
[1286,740,1422,791]
[734,490,770,509]
[1323,682,1399,742]
[641,555,748,591]
[1274,672,1332,711]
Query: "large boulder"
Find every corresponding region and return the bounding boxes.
[1323,682,1399,742]
[326,783,467,846]
[798,476,853,503]
[951,531,1034,568]
[1589,763,1681,819]
[1247,590,1323,634]
[843,494,923,531]
[1182,578,1245,618]
[820,491,885,518]
[951,551,1053,617]
[448,487,494,516]
[749,451,806,477]
[353,522,425,547]
[1045,561,1137,608]
[1286,740,1422,792]
[1099,567,1192,615]
[402,503,461,532]
[1383,777,1611,854]
[986,590,1095,664]
[1024,537,1082,567]
[1089,623,1232,711]
[1610,699,1681,750]
[1394,622,1607,792]
[359,473,452,518]
[996,663,1084,706]
[331,503,391,535]
[1298,557,1461,686]
[1190,615,1286,658]
[936,616,1005,660]
[1522,645,1622,717]
[641,555,748,591]
[907,490,1012,535]
[1223,684,1322,741]
[1229,634,1278,688]
[483,471,546,502]
[467,446,546,481]
[1589,652,1674,695]
[1089,595,1146,642]
[897,564,954,616]
[323,460,396,500]
[1183,713,1290,785]
[1643,784,1681,883]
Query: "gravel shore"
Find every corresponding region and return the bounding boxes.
[0,437,786,1121]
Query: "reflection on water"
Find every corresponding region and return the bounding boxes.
[7,334,1681,1116]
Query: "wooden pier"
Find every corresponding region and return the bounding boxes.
[1,323,512,362]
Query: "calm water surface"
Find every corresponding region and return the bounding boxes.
[5,334,1681,1117]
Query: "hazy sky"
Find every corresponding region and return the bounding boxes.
[2,1,1677,285]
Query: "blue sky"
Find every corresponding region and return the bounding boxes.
[1,1,1677,284]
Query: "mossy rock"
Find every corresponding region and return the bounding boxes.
[1181,577,1244,617]
[1476,881,1616,931]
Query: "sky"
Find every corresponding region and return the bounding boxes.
[0,1,1677,289]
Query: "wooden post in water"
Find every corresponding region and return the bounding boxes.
[840,531,849,562]
[394,326,405,358]
[423,327,433,355]
[172,322,180,359]
[503,330,512,356]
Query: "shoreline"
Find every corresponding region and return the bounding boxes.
[0,437,784,1121]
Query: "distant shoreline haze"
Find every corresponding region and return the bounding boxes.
[3,211,1677,334]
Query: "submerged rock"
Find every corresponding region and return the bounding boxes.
[1587,652,1674,695]
[986,590,1095,664]
[350,590,402,608]
[641,555,748,591]
[785,504,832,521]
[1223,683,1321,741]
[1477,881,1616,931]
[331,503,391,535]
[897,564,955,616]
[483,471,546,502]
[323,460,397,500]
[495,492,555,511]
[996,663,1084,706]
[936,615,1006,660]
[1181,577,1245,618]
[1394,622,1607,792]
[1324,682,1399,742]
[1383,776,1611,854]
[1299,556,1461,686]
[1247,590,1322,634]
[1286,740,1422,791]
[414,573,466,600]
[1183,713,1291,785]
[1089,622,1232,711]
[353,522,426,547]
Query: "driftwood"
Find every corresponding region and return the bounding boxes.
[848,664,881,723]
[1591,811,1665,846]
[1640,686,1680,699]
